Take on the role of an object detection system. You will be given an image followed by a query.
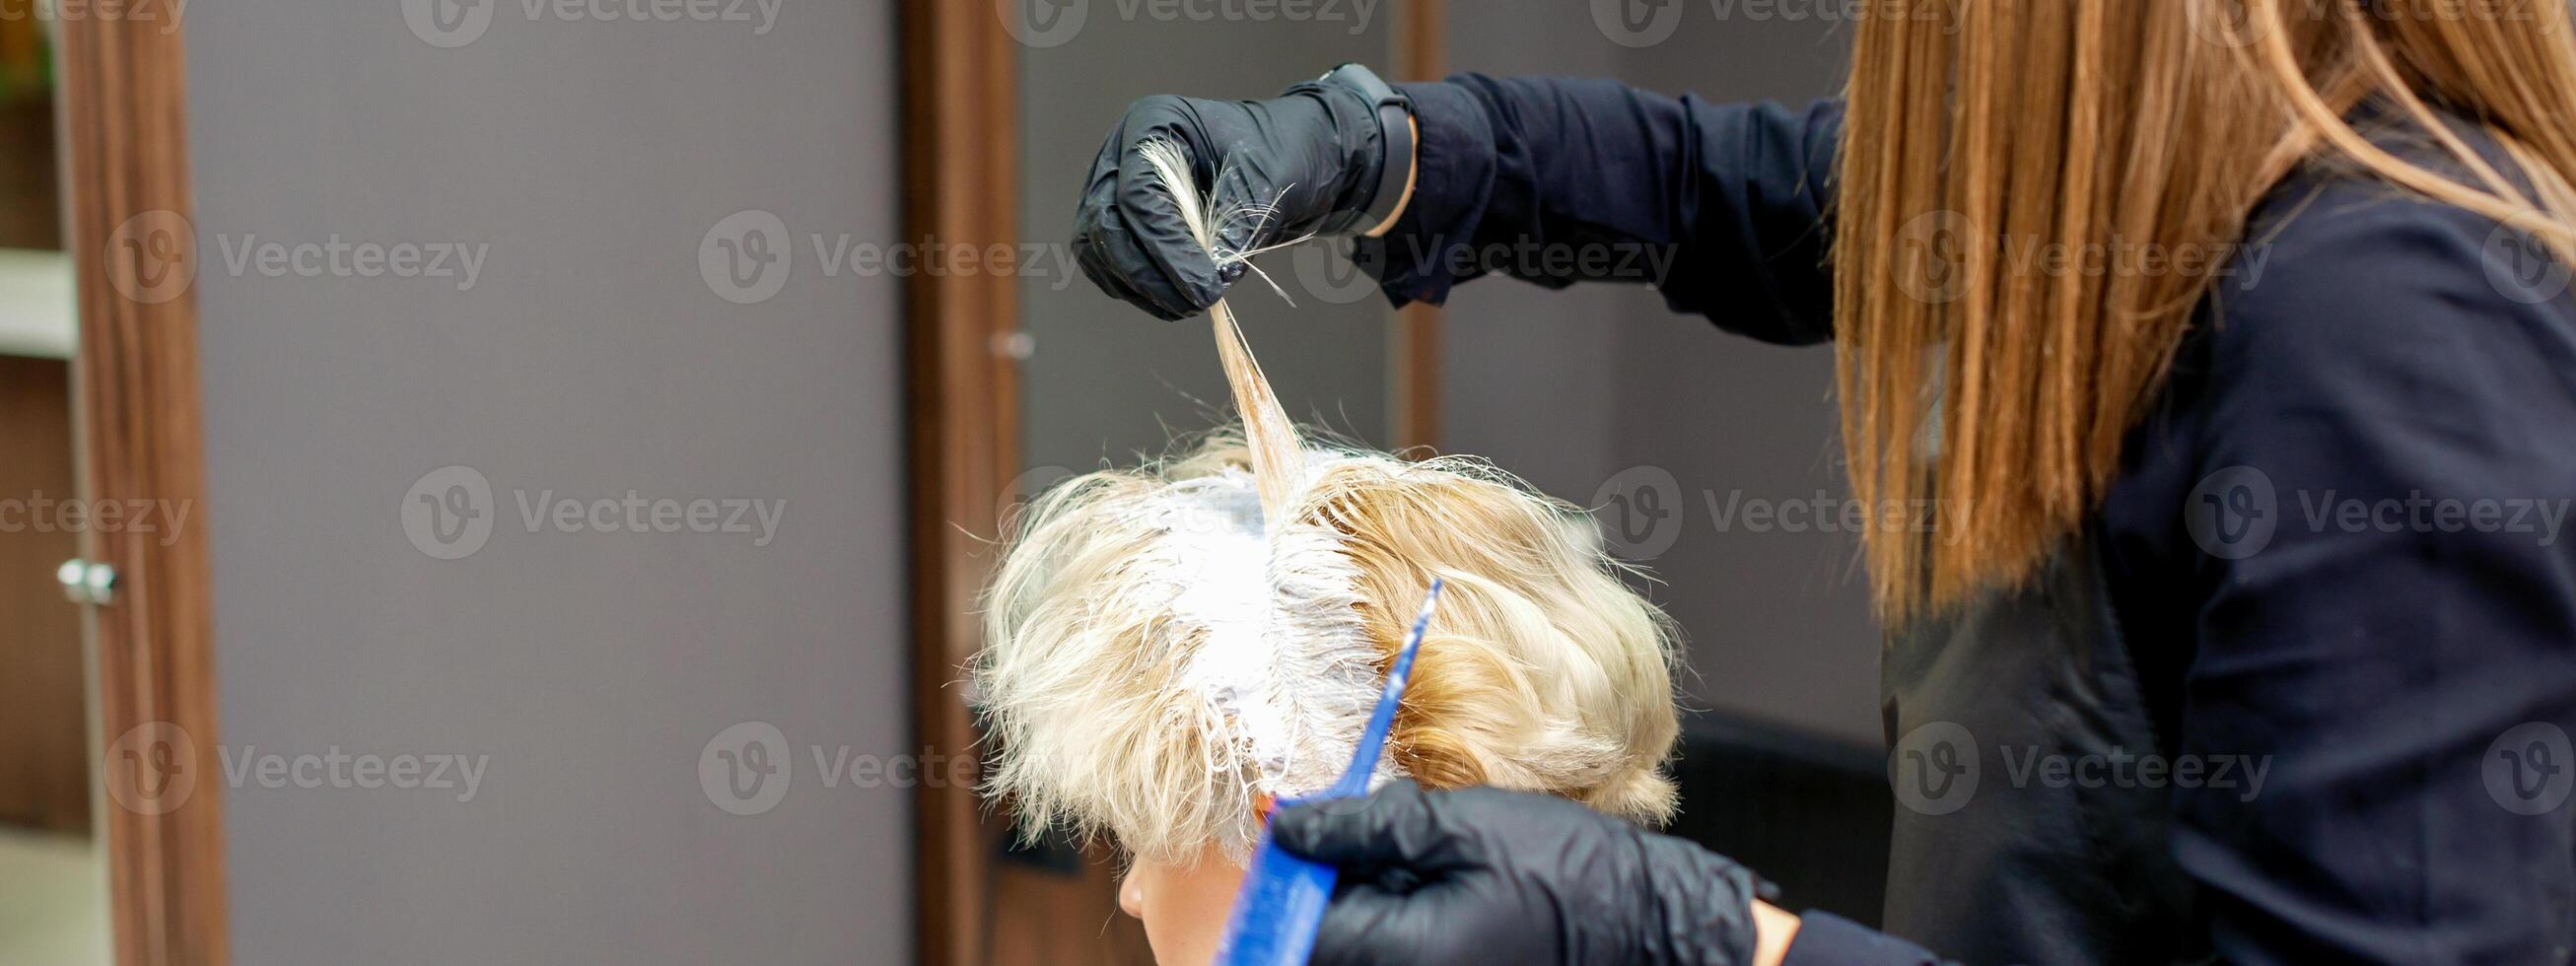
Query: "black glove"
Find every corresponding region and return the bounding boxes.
[1271,784,1769,966]
[1073,68,1402,320]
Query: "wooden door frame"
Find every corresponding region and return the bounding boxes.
[900,4,1445,964]
[54,12,230,966]
[1392,0,1445,450]
[902,5,1018,966]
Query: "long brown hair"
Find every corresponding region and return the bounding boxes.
[1834,0,2576,623]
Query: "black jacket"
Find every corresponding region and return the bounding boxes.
[1358,76,2576,965]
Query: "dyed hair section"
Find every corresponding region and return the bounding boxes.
[974,436,1681,865]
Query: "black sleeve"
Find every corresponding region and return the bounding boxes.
[1356,75,1841,345]
[2168,193,2576,964]
[1778,913,1955,966]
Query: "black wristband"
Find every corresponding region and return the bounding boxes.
[1311,62,1414,237]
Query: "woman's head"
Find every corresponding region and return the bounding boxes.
[1835,0,2576,621]
[977,436,1681,859]
[973,435,1680,960]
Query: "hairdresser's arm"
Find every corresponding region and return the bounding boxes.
[1359,77,1841,345]
[1274,785,1954,966]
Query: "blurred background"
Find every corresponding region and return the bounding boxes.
[2,2,1888,963]
[1,7,101,964]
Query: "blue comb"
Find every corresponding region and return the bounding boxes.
[1213,578,1445,966]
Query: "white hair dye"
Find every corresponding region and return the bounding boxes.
[1122,140,1399,801]
[1140,463,1396,802]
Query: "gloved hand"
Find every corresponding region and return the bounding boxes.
[1271,784,1770,966]
[1073,72,1398,320]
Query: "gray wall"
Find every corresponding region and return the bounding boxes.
[186,3,909,963]
[1442,1,1883,744]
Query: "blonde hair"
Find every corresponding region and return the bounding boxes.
[1836,0,2576,622]
[974,436,1682,864]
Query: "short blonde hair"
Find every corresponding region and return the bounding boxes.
[974,433,1682,865]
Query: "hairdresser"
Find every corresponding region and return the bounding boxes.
[1073,9,2576,966]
